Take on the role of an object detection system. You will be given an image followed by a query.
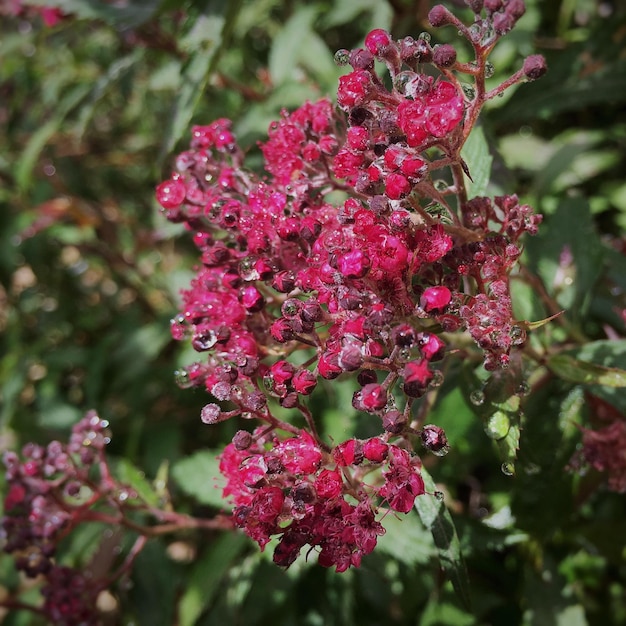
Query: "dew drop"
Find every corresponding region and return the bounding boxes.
[485,61,495,78]
[434,179,449,192]
[501,462,515,476]
[516,381,531,396]
[462,84,476,99]
[434,490,445,502]
[418,32,431,42]
[470,390,485,406]
[431,443,450,457]
[393,71,415,93]
[334,49,350,66]
[429,369,445,388]
[174,369,192,389]
[469,23,482,41]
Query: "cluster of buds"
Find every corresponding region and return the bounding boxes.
[2,412,123,624]
[569,395,626,494]
[156,1,545,570]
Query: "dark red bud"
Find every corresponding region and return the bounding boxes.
[428,4,453,27]
[523,54,547,80]
[433,44,457,68]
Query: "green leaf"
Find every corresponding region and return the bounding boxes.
[547,354,626,387]
[110,457,161,507]
[415,468,472,611]
[268,6,336,87]
[15,85,90,193]
[524,197,604,320]
[171,449,226,509]
[548,340,626,412]
[76,51,143,138]
[461,125,493,198]
[162,0,243,155]
[377,510,435,566]
[178,533,249,626]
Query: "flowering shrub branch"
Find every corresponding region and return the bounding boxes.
[153,0,546,571]
[5,0,626,623]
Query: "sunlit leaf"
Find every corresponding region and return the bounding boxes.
[415,468,472,611]
[548,354,626,387]
[171,449,226,509]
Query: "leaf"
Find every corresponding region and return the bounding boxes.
[178,533,249,626]
[415,468,472,611]
[162,0,243,155]
[268,6,336,87]
[518,310,564,331]
[76,50,143,138]
[15,85,90,193]
[461,125,493,198]
[377,510,435,566]
[171,449,227,509]
[110,457,161,507]
[547,354,626,387]
[524,197,604,320]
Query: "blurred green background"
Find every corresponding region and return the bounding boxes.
[1,0,625,624]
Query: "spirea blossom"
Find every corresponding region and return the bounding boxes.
[155,2,545,571]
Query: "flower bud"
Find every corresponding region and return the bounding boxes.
[382,410,407,434]
[523,54,547,80]
[233,430,253,450]
[433,44,457,68]
[363,437,389,463]
[420,425,449,456]
[428,5,453,27]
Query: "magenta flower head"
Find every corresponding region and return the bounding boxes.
[151,0,546,573]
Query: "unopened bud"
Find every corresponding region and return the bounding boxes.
[433,44,457,68]
[428,5,453,27]
[523,54,547,80]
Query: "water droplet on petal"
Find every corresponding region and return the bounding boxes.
[434,490,445,501]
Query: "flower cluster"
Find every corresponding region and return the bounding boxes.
[569,394,626,494]
[1,412,121,624]
[156,1,545,570]
[2,412,112,576]
[220,428,427,570]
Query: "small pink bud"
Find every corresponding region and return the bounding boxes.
[365,29,393,56]
[241,286,265,312]
[363,438,389,463]
[428,5,453,27]
[156,179,186,209]
[421,286,452,312]
[385,173,411,200]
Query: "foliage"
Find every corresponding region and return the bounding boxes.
[1,1,625,624]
